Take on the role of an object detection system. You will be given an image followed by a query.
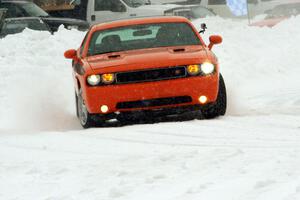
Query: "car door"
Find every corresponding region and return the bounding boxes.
[90,0,130,24]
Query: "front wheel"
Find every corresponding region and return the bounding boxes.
[76,89,102,128]
[202,74,227,119]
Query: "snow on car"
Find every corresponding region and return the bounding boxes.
[0,0,89,32]
[64,16,226,128]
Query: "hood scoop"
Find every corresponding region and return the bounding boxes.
[108,54,121,59]
[172,48,186,53]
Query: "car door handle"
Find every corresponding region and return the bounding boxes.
[130,14,137,17]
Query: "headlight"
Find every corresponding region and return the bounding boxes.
[187,64,200,75]
[101,73,115,84]
[87,75,101,86]
[201,62,215,75]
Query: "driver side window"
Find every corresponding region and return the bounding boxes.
[0,3,24,18]
[94,0,123,11]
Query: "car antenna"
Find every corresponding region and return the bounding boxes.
[199,23,207,34]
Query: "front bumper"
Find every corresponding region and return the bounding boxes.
[83,74,219,114]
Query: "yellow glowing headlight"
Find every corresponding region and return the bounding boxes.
[187,64,200,75]
[201,62,215,75]
[101,73,115,84]
[87,74,101,86]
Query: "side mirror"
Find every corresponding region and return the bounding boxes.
[64,49,77,59]
[199,23,207,34]
[208,35,222,50]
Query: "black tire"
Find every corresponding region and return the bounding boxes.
[202,74,227,119]
[75,91,79,118]
[76,89,103,128]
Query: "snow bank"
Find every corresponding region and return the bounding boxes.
[1,18,300,200]
[0,28,85,131]
[0,17,300,131]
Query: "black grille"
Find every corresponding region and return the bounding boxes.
[116,66,186,84]
[116,96,192,109]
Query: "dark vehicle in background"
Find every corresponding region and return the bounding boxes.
[0,0,89,32]
[0,16,51,37]
[251,1,300,27]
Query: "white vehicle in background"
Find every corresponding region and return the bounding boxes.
[258,0,300,14]
[151,0,251,17]
[72,0,209,25]
[87,0,170,24]
[152,0,284,18]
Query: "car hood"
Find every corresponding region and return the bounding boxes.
[138,4,182,11]
[138,4,197,12]
[42,17,87,24]
[86,46,214,73]
[41,17,89,30]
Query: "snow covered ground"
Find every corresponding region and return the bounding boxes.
[0,17,300,199]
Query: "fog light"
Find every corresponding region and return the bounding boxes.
[187,64,200,75]
[101,73,115,84]
[199,96,207,104]
[100,105,109,113]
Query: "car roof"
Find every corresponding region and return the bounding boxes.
[91,16,191,32]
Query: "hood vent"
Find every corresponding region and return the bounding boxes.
[173,48,185,53]
[108,54,121,59]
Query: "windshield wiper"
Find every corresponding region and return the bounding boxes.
[93,51,120,55]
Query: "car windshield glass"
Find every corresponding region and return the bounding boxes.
[122,0,151,7]
[0,18,49,36]
[88,22,201,56]
[18,2,49,17]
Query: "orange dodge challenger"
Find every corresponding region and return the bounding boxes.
[64,16,226,128]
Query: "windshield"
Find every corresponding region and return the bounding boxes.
[0,2,49,18]
[122,0,151,8]
[88,22,201,56]
[17,2,49,17]
[266,3,300,19]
